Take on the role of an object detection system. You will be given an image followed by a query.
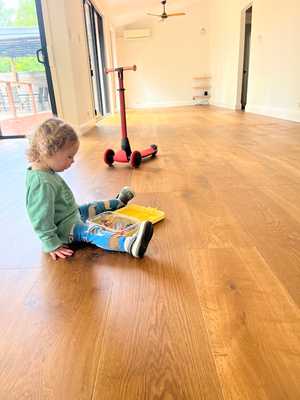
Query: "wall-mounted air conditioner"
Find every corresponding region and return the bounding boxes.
[123,29,151,40]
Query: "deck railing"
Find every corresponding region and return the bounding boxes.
[0,80,50,117]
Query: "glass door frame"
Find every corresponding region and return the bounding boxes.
[35,0,57,115]
[0,0,56,140]
[83,0,110,117]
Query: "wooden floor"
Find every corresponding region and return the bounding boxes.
[0,106,299,399]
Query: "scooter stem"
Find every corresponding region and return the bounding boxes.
[105,65,137,158]
[117,69,128,141]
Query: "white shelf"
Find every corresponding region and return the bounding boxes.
[192,86,211,89]
[193,95,211,99]
[192,76,211,103]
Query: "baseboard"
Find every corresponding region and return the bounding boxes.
[130,100,196,109]
[75,117,100,135]
[210,100,237,110]
[75,105,300,124]
[246,105,300,123]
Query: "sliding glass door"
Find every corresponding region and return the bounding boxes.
[0,0,56,139]
[83,0,110,117]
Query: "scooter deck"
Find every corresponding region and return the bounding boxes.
[140,146,157,158]
[114,150,128,163]
[113,147,157,163]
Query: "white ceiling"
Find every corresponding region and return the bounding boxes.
[106,0,197,28]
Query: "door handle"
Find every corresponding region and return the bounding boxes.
[36,48,45,64]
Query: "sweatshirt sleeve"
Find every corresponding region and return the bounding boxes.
[26,179,63,253]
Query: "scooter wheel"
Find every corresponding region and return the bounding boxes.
[150,144,158,157]
[104,149,115,166]
[130,151,142,168]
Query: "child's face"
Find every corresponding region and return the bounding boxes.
[46,140,80,172]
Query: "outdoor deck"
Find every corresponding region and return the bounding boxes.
[0,111,52,136]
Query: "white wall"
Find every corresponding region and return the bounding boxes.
[43,0,300,124]
[210,0,300,122]
[115,1,210,109]
[43,0,116,132]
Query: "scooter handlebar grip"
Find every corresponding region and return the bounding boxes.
[123,65,137,71]
[105,65,137,74]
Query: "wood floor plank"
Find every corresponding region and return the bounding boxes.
[190,247,300,400]
[0,105,299,399]
[261,184,300,224]
[92,237,224,400]
[0,259,112,400]
[219,186,300,305]
[0,269,41,332]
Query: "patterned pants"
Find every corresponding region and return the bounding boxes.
[71,199,127,252]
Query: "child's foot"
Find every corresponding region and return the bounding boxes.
[117,186,135,205]
[125,221,153,258]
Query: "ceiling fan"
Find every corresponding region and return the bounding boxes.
[147,1,186,20]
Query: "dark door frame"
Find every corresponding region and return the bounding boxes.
[35,0,57,116]
[241,5,252,110]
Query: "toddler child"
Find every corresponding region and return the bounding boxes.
[26,118,153,261]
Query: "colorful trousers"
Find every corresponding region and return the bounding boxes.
[71,199,127,252]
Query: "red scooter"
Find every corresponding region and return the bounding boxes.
[104,65,158,168]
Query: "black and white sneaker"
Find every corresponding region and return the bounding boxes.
[125,221,153,258]
[117,186,135,205]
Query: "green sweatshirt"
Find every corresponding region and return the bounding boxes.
[26,168,81,253]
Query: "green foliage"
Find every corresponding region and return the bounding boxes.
[0,58,11,73]
[0,0,38,27]
[0,1,42,73]
[0,56,44,73]
[14,0,38,27]
[0,0,14,26]
[15,57,44,72]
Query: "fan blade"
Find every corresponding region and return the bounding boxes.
[167,12,186,17]
[147,13,162,17]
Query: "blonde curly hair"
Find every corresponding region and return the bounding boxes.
[27,118,79,162]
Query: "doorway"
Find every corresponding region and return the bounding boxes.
[241,6,252,110]
[0,0,56,139]
[83,0,110,117]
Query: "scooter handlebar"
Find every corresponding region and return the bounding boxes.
[105,65,137,74]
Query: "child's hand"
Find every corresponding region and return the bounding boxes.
[50,245,74,260]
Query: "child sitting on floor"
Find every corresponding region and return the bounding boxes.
[26,118,153,261]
